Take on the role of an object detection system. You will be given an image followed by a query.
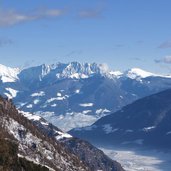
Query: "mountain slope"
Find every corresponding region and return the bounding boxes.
[1,62,171,131]
[62,138,124,171]
[0,96,124,171]
[0,139,50,171]
[70,89,171,149]
[0,96,88,171]
[25,110,124,171]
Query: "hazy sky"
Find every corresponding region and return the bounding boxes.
[1,0,171,74]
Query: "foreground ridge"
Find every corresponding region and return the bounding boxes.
[0,96,124,171]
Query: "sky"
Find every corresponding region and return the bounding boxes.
[0,0,171,74]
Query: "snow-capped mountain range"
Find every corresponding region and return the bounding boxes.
[1,62,170,84]
[1,62,171,131]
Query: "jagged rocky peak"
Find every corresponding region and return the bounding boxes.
[54,62,100,79]
[40,62,107,79]
[17,62,112,82]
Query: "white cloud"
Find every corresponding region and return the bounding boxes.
[0,8,65,27]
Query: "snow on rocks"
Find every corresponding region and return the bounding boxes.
[79,103,94,107]
[19,110,41,121]
[143,126,156,132]
[55,131,72,140]
[31,91,45,97]
[5,88,18,98]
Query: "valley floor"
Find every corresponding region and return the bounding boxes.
[100,147,171,171]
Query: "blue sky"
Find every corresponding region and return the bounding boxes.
[0,0,171,74]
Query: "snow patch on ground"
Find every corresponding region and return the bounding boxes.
[55,131,72,140]
[75,89,80,94]
[4,117,41,149]
[31,91,45,97]
[51,103,57,107]
[33,99,40,104]
[41,122,49,126]
[5,88,18,98]
[96,108,111,115]
[46,96,67,103]
[18,154,55,171]
[143,126,156,132]
[26,104,33,108]
[82,110,92,114]
[57,93,62,97]
[79,103,94,107]
[70,73,88,79]
[20,111,41,121]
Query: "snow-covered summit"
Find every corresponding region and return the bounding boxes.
[126,68,156,79]
[124,68,171,79]
[0,64,20,83]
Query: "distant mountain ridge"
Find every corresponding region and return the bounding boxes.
[1,62,170,83]
[70,89,171,149]
[1,62,171,131]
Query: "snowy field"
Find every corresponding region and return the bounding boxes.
[100,147,171,171]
